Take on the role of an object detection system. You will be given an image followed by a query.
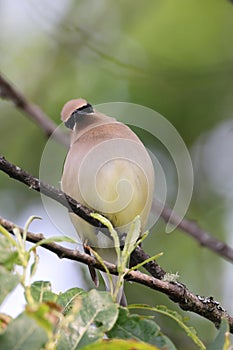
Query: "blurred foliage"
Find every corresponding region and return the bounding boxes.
[1,0,233,348]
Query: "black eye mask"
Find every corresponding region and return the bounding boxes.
[65,103,94,129]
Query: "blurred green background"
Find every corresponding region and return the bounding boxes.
[1,0,233,348]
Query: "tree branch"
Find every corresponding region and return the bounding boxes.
[1,73,233,331]
[0,154,166,280]
[0,73,68,147]
[0,155,104,229]
[158,204,233,262]
[1,215,233,333]
[1,72,233,263]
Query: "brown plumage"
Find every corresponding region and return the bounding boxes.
[61,98,154,305]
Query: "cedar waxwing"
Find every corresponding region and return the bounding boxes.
[61,99,154,305]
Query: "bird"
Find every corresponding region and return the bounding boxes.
[61,98,154,305]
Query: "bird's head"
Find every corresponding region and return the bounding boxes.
[61,98,94,129]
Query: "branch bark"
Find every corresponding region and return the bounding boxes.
[0,154,166,280]
[0,155,103,229]
[1,215,233,333]
[159,205,233,261]
[0,73,68,147]
[1,73,233,332]
[1,72,233,263]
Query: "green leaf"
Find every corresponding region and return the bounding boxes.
[26,302,57,333]
[0,235,19,271]
[0,312,48,350]
[0,266,20,304]
[30,251,39,278]
[107,307,177,350]
[129,304,205,350]
[57,289,119,349]
[23,216,42,245]
[122,215,141,259]
[0,225,18,248]
[80,338,160,350]
[30,281,58,303]
[206,318,230,350]
[57,287,86,314]
[107,307,159,340]
[90,213,121,263]
[128,252,163,273]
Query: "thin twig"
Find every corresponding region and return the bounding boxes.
[159,204,233,261]
[1,72,233,330]
[0,73,68,146]
[0,155,103,229]
[1,72,233,263]
[0,154,166,280]
[1,155,233,332]
[1,215,233,333]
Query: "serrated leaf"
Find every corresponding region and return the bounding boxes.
[57,290,119,349]
[0,266,20,304]
[206,318,230,350]
[107,307,177,349]
[80,338,160,350]
[107,307,159,340]
[57,287,86,314]
[30,281,57,303]
[129,304,205,350]
[0,312,48,350]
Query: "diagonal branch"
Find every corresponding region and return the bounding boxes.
[1,215,233,333]
[0,155,103,229]
[0,154,166,280]
[1,71,233,332]
[1,155,233,332]
[1,73,233,263]
[0,73,68,147]
[159,204,233,261]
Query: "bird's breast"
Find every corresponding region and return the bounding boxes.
[61,122,154,246]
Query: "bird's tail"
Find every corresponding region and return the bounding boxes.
[100,271,127,306]
[94,247,127,306]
